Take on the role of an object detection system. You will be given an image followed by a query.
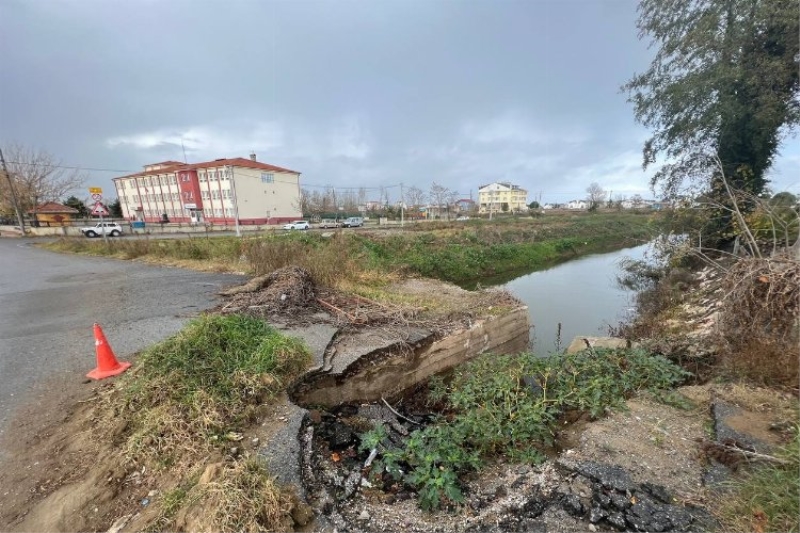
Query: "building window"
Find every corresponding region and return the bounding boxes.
[170,176,177,185]
[225,207,233,216]
[199,172,207,182]
[212,190,220,200]
[209,170,218,182]
[261,172,274,183]
[201,191,210,200]
[222,189,232,198]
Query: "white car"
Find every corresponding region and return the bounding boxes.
[80,222,124,237]
[283,220,310,230]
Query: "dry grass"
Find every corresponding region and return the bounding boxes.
[199,458,296,533]
[712,424,800,533]
[243,234,358,288]
[716,256,799,386]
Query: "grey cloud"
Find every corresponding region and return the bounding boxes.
[1,0,797,203]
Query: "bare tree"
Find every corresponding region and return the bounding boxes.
[403,186,426,222]
[586,182,606,210]
[405,186,426,208]
[429,182,453,220]
[297,188,313,218]
[0,143,86,220]
[445,189,459,220]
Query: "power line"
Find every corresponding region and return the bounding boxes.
[2,159,400,192]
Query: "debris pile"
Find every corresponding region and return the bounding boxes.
[315,290,419,326]
[717,256,799,345]
[300,400,715,532]
[221,266,319,315]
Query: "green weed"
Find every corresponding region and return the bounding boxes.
[646,389,696,411]
[362,347,690,511]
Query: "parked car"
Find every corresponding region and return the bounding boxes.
[341,217,364,228]
[283,220,310,230]
[80,222,123,237]
[318,219,341,229]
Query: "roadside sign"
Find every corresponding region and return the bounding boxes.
[91,202,109,216]
[91,193,103,201]
[88,187,103,194]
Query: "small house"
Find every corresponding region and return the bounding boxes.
[28,202,79,227]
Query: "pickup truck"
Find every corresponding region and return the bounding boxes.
[80,222,123,237]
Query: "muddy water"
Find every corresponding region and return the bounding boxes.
[500,243,650,355]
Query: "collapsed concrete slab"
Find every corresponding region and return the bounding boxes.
[566,336,632,354]
[218,267,531,407]
[290,307,530,407]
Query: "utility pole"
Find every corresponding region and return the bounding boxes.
[400,182,404,227]
[229,165,241,237]
[0,147,25,234]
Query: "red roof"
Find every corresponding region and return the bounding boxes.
[113,157,300,181]
[28,202,79,214]
[181,157,300,175]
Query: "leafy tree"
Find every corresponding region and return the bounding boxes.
[108,199,123,218]
[528,201,540,209]
[624,0,799,246]
[64,195,89,218]
[770,191,798,208]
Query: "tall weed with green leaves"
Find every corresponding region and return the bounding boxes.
[362,348,690,510]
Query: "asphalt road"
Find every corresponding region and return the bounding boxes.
[0,238,244,457]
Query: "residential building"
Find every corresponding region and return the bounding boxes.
[567,199,589,209]
[455,199,476,212]
[112,154,301,225]
[477,182,528,214]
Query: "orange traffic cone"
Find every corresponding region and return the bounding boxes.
[87,323,131,380]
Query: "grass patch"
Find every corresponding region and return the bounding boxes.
[713,425,800,533]
[115,314,311,465]
[44,212,661,286]
[361,347,690,510]
[94,314,311,532]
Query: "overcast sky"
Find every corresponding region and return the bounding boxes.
[2,0,798,205]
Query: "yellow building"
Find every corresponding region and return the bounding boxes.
[28,202,79,227]
[478,182,528,214]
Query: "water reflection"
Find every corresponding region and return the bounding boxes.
[501,243,650,355]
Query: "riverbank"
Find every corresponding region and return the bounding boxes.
[42,211,660,286]
[11,212,796,532]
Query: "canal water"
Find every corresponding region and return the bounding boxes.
[500,243,650,355]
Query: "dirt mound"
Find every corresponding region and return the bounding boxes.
[223,266,318,314]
